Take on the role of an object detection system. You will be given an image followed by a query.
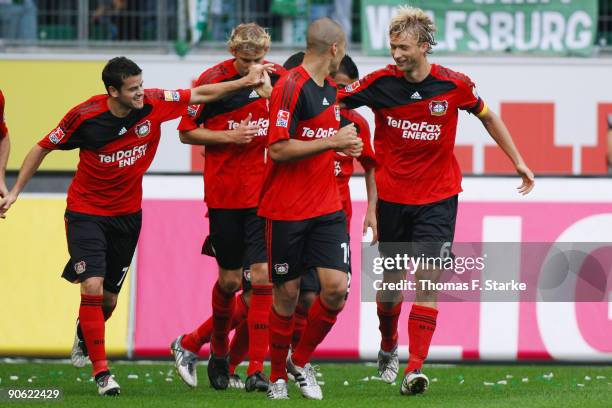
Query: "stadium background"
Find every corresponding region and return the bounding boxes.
[1,0,612,363]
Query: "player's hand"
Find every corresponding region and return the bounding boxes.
[243,64,275,88]
[254,70,272,99]
[0,182,8,198]
[363,206,378,245]
[0,191,17,219]
[229,113,258,145]
[330,123,359,151]
[515,162,535,195]
[342,137,363,158]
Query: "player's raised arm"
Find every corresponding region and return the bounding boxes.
[0,144,51,218]
[179,113,258,146]
[0,131,9,197]
[477,108,535,195]
[189,64,271,105]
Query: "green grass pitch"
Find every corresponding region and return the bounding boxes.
[0,361,611,407]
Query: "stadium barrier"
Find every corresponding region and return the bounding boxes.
[1,55,611,175]
[2,176,611,362]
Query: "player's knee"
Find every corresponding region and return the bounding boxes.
[102,294,118,318]
[320,281,348,309]
[80,277,103,296]
[249,263,269,285]
[218,271,242,293]
[298,290,316,310]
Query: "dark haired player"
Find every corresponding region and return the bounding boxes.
[0,56,269,396]
[339,6,534,396]
[260,18,363,400]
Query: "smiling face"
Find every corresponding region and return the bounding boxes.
[109,74,144,110]
[390,31,429,73]
[232,48,268,76]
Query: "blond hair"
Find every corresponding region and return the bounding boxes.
[227,23,271,54]
[389,6,437,54]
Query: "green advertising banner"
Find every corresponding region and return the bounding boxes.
[361,0,598,56]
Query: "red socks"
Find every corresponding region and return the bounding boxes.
[269,307,294,382]
[247,284,273,375]
[211,282,236,356]
[181,318,213,354]
[229,320,249,374]
[291,297,341,368]
[377,301,402,352]
[405,304,438,373]
[79,294,108,376]
[291,304,308,349]
[181,292,248,354]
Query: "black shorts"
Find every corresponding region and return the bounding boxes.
[207,208,267,270]
[266,210,350,284]
[377,195,458,259]
[62,210,141,294]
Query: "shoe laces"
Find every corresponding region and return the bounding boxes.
[303,364,319,387]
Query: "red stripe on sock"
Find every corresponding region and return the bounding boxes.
[291,304,308,349]
[79,294,107,376]
[247,284,273,376]
[211,281,236,356]
[269,307,293,382]
[291,297,341,368]
[229,321,249,373]
[377,301,402,352]
[405,304,438,373]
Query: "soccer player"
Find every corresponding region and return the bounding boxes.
[0,56,268,396]
[259,18,363,400]
[281,53,378,349]
[338,6,535,396]
[170,23,286,392]
[0,89,10,198]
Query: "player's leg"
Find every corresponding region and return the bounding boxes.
[228,292,250,389]
[61,211,120,396]
[208,209,246,390]
[288,210,349,400]
[291,271,319,349]
[266,218,305,400]
[400,195,458,396]
[375,199,410,383]
[243,209,272,391]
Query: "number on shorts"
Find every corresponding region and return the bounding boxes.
[341,242,350,264]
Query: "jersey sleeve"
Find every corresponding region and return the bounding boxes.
[177,104,202,132]
[267,74,301,146]
[456,76,486,116]
[337,72,381,110]
[147,88,192,123]
[37,105,86,150]
[269,64,287,87]
[354,114,376,171]
[0,90,7,139]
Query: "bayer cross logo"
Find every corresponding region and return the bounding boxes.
[274,263,289,275]
[74,261,87,274]
[135,120,151,137]
[429,100,448,116]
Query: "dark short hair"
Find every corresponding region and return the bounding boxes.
[102,57,142,94]
[283,51,305,71]
[338,55,358,81]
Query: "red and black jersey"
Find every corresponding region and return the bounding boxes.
[339,63,485,205]
[178,59,286,209]
[334,108,375,226]
[258,65,342,221]
[0,90,7,139]
[38,88,191,216]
